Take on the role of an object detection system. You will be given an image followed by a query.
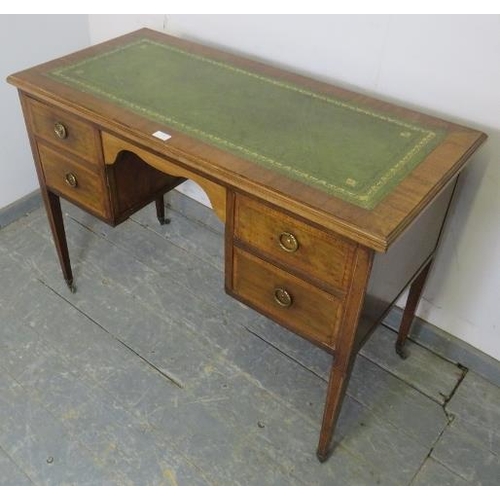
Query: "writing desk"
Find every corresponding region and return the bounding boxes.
[7,28,486,462]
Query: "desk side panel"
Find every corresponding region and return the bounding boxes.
[357,179,457,347]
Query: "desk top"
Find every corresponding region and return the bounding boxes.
[8,28,486,250]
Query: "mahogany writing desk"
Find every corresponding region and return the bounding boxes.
[7,28,486,462]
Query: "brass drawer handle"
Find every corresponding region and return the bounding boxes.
[65,172,78,188]
[54,122,68,139]
[274,287,293,308]
[278,231,299,253]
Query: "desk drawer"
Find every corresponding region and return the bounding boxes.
[234,194,355,291]
[232,247,342,347]
[38,143,108,218]
[29,98,99,164]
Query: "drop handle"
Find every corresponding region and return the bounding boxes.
[64,172,78,188]
[54,122,68,139]
[278,232,299,253]
[274,287,293,308]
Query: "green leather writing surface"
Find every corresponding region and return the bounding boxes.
[49,38,446,209]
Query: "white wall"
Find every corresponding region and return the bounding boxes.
[0,15,90,209]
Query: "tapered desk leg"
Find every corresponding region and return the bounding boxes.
[317,245,373,462]
[317,358,355,462]
[43,190,75,293]
[395,259,433,359]
[155,195,170,225]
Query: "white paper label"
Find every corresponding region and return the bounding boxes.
[152,130,172,141]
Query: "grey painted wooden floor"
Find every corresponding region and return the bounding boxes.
[1,191,499,485]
